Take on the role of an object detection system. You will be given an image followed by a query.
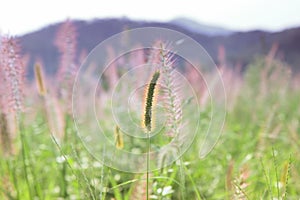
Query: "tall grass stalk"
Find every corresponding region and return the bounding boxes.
[272,147,280,199]
[6,159,20,199]
[183,164,202,200]
[70,145,97,200]
[282,155,292,200]
[260,158,273,199]
[19,117,33,199]
[143,70,160,199]
[0,36,37,199]
[60,114,73,198]
[51,134,97,200]
[99,147,105,200]
[146,134,150,200]
[158,44,186,199]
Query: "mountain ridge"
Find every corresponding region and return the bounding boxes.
[170,17,234,36]
[16,18,300,78]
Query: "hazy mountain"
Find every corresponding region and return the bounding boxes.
[170,17,234,36]
[17,18,300,78]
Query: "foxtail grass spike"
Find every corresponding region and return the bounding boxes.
[54,19,77,114]
[114,125,124,149]
[0,36,24,115]
[143,70,160,132]
[34,63,47,96]
[158,44,183,138]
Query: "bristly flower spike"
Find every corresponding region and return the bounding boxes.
[159,43,183,138]
[114,125,124,149]
[34,63,47,96]
[0,36,25,115]
[143,70,160,132]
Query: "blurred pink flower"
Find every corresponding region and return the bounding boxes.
[55,19,77,82]
[0,36,25,115]
[54,19,78,113]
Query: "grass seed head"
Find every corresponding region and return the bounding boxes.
[114,125,124,149]
[34,63,47,96]
[143,70,160,132]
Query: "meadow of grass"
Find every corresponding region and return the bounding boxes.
[0,21,299,200]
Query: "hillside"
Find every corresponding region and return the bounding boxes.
[170,17,234,36]
[18,18,300,78]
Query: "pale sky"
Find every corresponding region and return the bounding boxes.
[0,0,300,35]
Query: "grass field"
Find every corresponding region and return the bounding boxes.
[0,23,299,200]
